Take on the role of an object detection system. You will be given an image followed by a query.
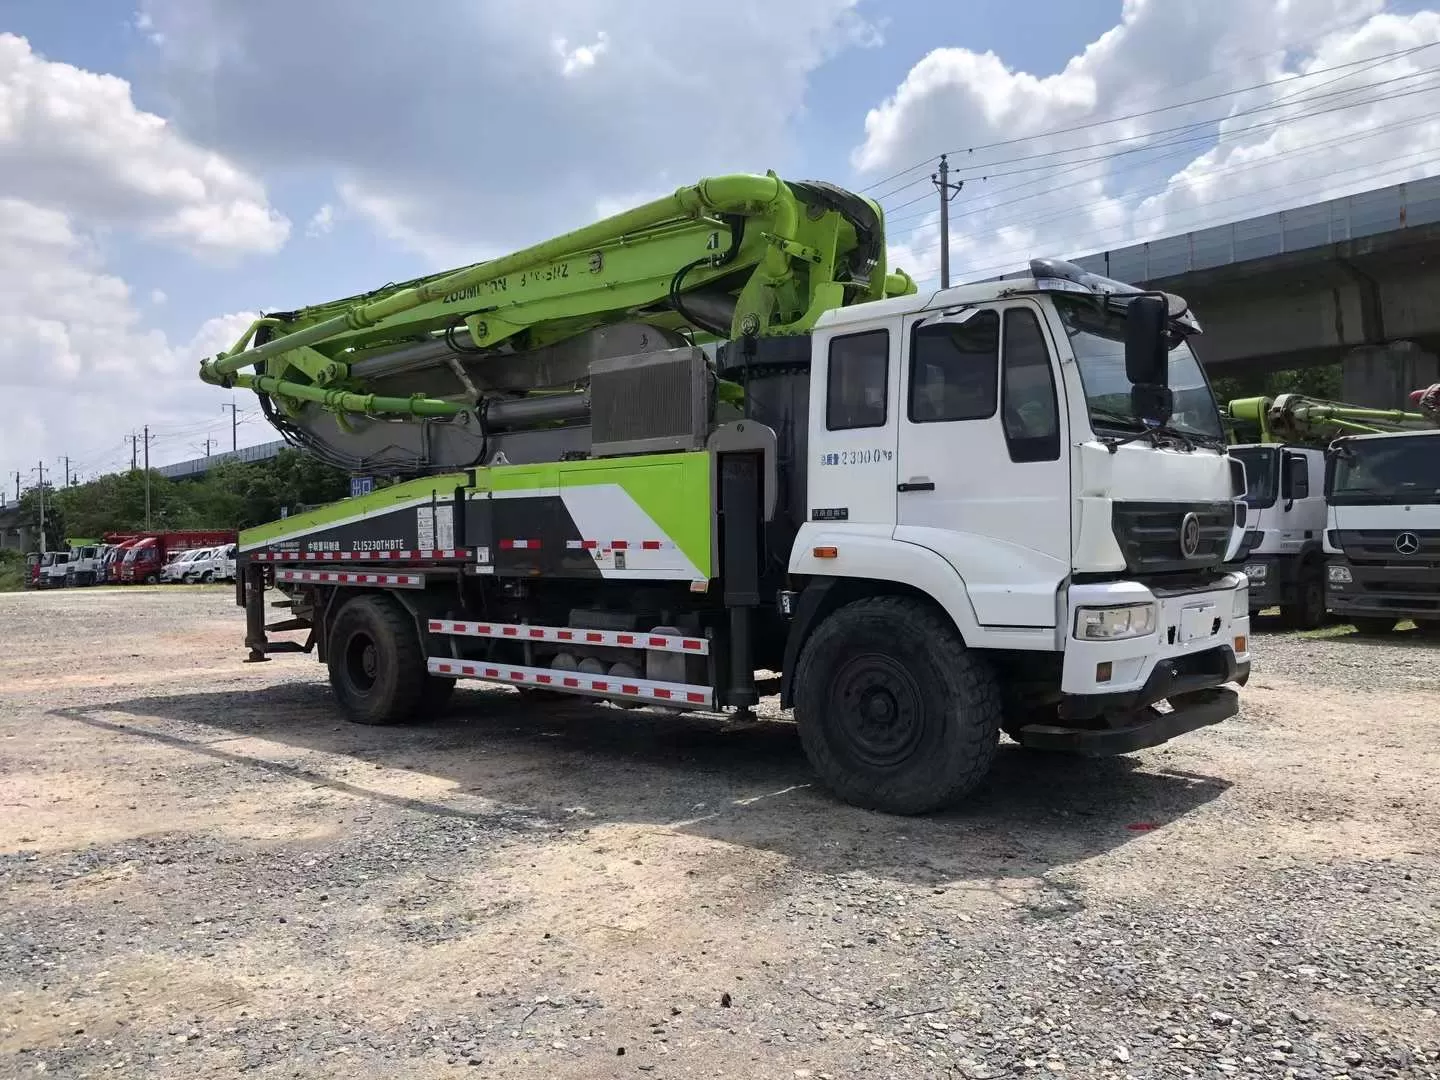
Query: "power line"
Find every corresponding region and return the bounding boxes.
[908,149,1440,289]
[883,48,1436,231]
[862,36,1438,199]
[895,106,1440,267]
[877,55,1440,216]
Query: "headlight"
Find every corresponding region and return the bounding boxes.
[1232,584,1248,617]
[1328,565,1352,584]
[1076,603,1157,641]
[1243,563,1267,581]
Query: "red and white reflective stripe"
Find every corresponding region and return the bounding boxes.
[427,657,712,708]
[276,568,425,589]
[499,539,541,550]
[428,618,709,655]
[565,539,673,551]
[252,549,468,562]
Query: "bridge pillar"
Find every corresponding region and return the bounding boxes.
[1342,340,1440,410]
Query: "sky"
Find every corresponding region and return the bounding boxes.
[2,0,1439,496]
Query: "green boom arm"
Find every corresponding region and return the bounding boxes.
[1227,393,1435,444]
[200,172,916,431]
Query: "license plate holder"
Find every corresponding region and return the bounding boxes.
[1179,603,1217,643]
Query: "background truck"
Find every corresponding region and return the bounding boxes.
[119,531,237,584]
[1223,400,1330,627]
[1226,391,1439,633]
[65,540,103,586]
[200,172,1249,815]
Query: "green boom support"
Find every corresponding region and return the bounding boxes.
[200,172,917,437]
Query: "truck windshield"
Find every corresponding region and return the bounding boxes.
[1329,434,1440,504]
[1230,446,1279,508]
[1055,296,1224,442]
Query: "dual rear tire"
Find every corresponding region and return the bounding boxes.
[327,595,454,724]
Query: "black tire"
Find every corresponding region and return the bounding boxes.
[328,594,448,725]
[1351,615,1395,636]
[1279,565,1326,630]
[793,596,1001,815]
[143,573,159,585]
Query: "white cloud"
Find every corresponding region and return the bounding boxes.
[854,1,1440,286]
[0,32,288,260]
[555,31,609,77]
[0,195,266,481]
[0,35,286,489]
[136,0,881,262]
[306,202,336,237]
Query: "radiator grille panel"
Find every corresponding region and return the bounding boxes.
[590,347,711,457]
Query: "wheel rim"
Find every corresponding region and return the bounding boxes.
[831,653,924,767]
[344,632,380,694]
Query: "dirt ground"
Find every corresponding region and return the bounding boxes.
[1,587,1437,1079]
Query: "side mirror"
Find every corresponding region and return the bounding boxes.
[1125,295,1170,387]
[1283,453,1310,500]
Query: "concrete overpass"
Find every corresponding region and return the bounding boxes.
[1071,175,1440,408]
[154,438,287,480]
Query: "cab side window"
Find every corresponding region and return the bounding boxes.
[826,329,889,430]
[1001,308,1061,463]
[908,310,999,423]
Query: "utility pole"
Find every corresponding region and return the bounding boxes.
[931,153,964,289]
[12,471,19,503]
[143,425,152,531]
[221,402,239,452]
[62,455,71,487]
[126,432,139,472]
[32,461,46,550]
[202,437,214,458]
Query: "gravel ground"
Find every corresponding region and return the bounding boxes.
[0,588,1436,1079]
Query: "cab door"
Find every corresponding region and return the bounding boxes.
[895,300,1071,628]
[806,322,900,535]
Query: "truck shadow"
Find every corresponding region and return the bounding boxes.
[49,681,1231,888]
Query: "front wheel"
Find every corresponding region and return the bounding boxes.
[793,596,1001,815]
[327,594,450,725]
[1279,568,1326,630]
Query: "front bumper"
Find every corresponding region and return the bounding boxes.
[1061,574,1250,696]
[1226,554,1280,610]
[1015,575,1249,755]
[1325,557,1440,619]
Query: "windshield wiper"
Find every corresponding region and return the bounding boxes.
[1090,409,1220,454]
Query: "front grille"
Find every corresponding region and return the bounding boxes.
[1111,501,1234,575]
[1333,529,1440,564]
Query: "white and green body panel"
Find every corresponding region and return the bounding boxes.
[240,452,715,584]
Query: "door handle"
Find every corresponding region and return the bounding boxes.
[898,480,935,493]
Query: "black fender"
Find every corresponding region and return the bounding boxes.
[779,578,839,709]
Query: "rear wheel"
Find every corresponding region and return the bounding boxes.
[793,596,1001,815]
[1351,615,1395,636]
[328,594,451,725]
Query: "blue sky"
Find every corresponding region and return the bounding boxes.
[1,0,1436,485]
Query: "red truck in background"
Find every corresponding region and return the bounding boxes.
[118,531,236,584]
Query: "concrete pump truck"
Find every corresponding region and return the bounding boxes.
[199,172,1250,814]
[1228,391,1440,634]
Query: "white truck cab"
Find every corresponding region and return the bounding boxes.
[785,258,1250,753]
[1226,444,1328,627]
[66,544,101,586]
[44,551,71,587]
[1323,428,1440,633]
